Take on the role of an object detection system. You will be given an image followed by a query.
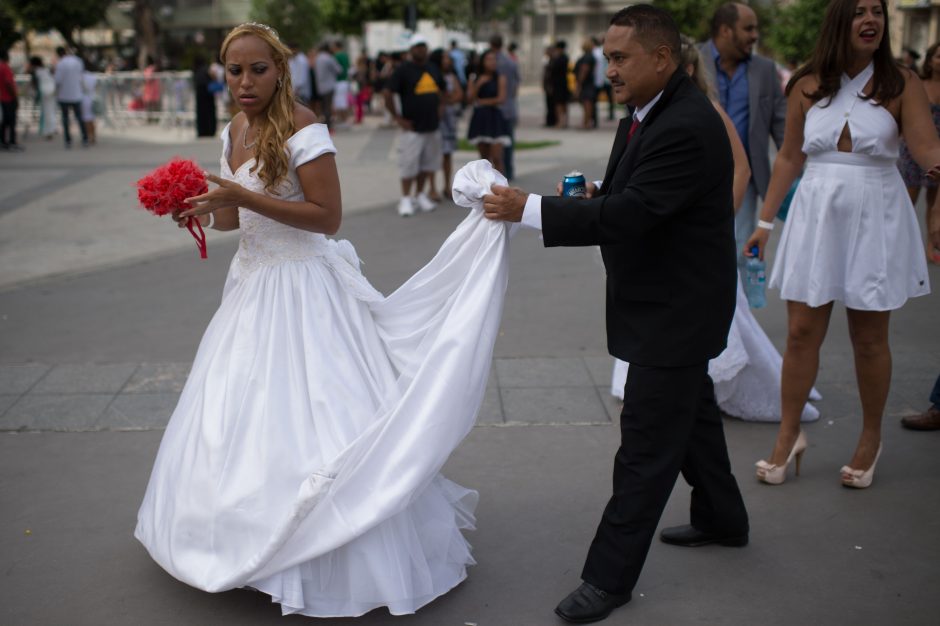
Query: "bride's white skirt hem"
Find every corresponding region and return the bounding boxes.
[254,568,470,618]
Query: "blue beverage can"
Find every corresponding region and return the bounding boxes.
[562,171,587,198]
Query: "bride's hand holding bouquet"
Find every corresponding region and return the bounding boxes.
[178,172,247,223]
[137,157,223,259]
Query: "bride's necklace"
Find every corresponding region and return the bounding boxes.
[242,124,256,150]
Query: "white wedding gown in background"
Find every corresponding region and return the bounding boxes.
[611,277,821,422]
[135,122,511,618]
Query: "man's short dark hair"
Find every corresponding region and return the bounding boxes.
[609,4,680,63]
[489,34,503,49]
[56,46,67,57]
[710,2,741,39]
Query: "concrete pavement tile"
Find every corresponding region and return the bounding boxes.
[885,378,937,416]
[808,381,861,421]
[476,384,504,425]
[0,363,51,394]
[31,363,138,394]
[598,385,622,421]
[583,355,615,387]
[0,394,19,416]
[123,362,190,393]
[0,167,68,205]
[495,357,593,388]
[0,394,112,431]
[817,351,863,383]
[501,387,610,424]
[104,392,180,430]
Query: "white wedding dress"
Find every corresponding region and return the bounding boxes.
[135,124,511,617]
[611,277,821,422]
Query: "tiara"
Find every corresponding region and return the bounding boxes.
[235,22,281,40]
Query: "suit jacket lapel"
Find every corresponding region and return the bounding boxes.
[601,69,690,194]
[600,118,631,193]
[747,59,759,142]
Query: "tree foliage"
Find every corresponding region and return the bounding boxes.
[654,0,722,42]
[0,2,22,52]
[250,0,324,49]
[3,0,111,51]
[316,1,475,35]
[764,0,829,65]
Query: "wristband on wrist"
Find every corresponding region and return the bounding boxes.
[206,212,215,230]
[757,219,774,231]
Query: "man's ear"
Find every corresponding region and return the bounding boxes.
[655,45,672,73]
[717,24,730,42]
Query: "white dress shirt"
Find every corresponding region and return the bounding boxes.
[520,90,664,231]
[289,52,311,101]
[54,54,85,102]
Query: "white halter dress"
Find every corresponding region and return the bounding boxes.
[769,63,930,310]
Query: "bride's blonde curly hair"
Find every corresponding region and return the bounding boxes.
[221,22,296,194]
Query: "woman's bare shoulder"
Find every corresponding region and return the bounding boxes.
[292,103,319,131]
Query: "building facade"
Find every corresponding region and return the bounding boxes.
[897,0,940,62]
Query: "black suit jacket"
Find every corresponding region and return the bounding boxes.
[542,69,736,368]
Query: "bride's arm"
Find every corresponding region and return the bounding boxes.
[180,155,342,235]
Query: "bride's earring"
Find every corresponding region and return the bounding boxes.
[276,77,282,89]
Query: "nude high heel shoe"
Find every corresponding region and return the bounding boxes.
[755,431,808,485]
[840,444,882,489]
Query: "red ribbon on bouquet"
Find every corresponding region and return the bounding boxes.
[136,158,209,259]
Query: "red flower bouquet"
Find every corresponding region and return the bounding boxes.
[137,158,209,259]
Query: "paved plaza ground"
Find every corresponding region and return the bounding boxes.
[1,96,938,625]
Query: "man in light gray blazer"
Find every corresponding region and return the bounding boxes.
[699,2,786,277]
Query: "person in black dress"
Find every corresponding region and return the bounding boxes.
[193,53,217,138]
[575,38,598,129]
[467,49,510,174]
[550,41,571,128]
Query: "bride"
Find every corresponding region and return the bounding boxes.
[135,23,511,617]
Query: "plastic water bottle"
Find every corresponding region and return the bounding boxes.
[745,246,766,309]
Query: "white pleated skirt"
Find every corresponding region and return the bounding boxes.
[769,152,930,310]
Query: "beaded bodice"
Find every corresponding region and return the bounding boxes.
[218,123,383,301]
[223,155,330,273]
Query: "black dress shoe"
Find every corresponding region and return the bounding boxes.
[660,524,748,547]
[555,582,631,623]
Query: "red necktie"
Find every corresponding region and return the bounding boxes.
[627,117,640,140]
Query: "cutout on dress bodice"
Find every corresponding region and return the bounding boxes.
[837,122,853,153]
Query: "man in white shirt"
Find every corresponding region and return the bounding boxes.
[314,43,342,128]
[483,5,747,623]
[593,35,614,121]
[288,43,312,105]
[54,46,88,147]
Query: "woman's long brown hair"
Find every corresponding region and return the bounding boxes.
[786,0,904,105]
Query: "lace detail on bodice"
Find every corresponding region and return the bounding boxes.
[236,209,331,271]
[219,123,383,302]
[803,62,899,160]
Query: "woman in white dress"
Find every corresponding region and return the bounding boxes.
[135,23,513,617]
[28,56,57,139]
[747,0,935,487]
[80,67,97,145]
[610,36,824,423]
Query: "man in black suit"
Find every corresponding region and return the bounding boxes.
[483,5,748,623]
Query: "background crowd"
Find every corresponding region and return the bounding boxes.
[1,2,937,433]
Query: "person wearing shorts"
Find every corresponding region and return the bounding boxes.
[384,35,446,217]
